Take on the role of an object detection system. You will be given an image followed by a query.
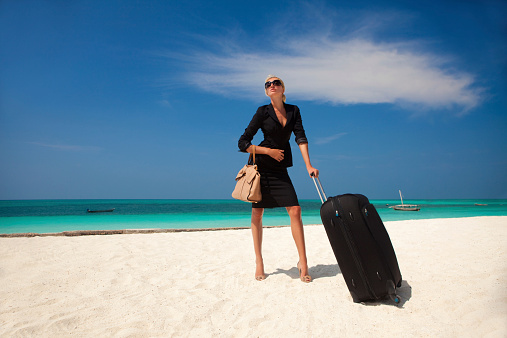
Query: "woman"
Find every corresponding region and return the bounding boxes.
[238,75,319,282]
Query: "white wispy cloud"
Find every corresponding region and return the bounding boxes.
[165,6,483,114]
[183,38,481,112]
[314,132,348,145]
[29,142,103,152]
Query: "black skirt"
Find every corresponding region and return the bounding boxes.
[253,169,299,209]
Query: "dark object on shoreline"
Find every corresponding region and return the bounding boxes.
[87,208,115,213]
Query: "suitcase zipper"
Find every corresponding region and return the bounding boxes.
[361,204,394,281]
[361,204,401,303]
[331,198,376,300]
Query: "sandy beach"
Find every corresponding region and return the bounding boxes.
[1,216,506,337]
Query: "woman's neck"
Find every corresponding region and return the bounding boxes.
[271,97,284,111]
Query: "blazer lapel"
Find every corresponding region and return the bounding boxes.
[284,103,294,127]
[266,104,279,124]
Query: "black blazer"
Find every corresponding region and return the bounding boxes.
[238,103,308,170]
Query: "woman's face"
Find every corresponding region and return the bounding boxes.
[265,78,284,99]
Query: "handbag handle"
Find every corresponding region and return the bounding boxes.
[249,145,256,165]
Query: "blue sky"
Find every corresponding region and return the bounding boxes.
[1,0,506,200]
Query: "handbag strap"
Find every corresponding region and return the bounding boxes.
[249,145,256,165]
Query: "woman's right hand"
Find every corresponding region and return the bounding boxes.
[269,149,284,162]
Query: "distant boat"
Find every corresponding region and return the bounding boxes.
[474,203,488,206]
[87,208,115,213]
[393,190,420,211]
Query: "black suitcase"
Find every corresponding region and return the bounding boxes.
[312,175,402,304]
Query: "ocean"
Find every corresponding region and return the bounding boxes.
[1,199,506,235]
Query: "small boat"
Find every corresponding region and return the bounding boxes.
[393,204,420,211]
[393,190,420,211]
[87,208,115,213]
[475,203,488,206]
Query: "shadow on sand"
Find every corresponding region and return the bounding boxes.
[269,263,341,280]
[269,263,412,307]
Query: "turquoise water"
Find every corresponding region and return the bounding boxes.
[1,199,506,234]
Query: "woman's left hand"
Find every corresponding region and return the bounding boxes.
[307,166,319,178]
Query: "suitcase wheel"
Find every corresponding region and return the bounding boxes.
[390,294,400,304]
[387,280,400,304]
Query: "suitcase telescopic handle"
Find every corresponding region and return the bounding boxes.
[311,173,327,204]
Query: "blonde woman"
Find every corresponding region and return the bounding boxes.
[238,75,319,282]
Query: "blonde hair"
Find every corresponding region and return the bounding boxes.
[265,74,286,102]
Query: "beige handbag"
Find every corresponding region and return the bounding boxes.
[232,145,262,203]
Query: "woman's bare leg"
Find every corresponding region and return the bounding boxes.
[251,208,265,280]
[286,205,311,282]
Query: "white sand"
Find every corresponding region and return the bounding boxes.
[1,216,506,337]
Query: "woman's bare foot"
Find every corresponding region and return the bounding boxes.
[255,260,266,281]
[297,262,312,283]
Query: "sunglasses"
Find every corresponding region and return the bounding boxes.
[265,79,282,89]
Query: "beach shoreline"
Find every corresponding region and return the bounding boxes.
[1,216,506,337]
[0,224,293,238]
